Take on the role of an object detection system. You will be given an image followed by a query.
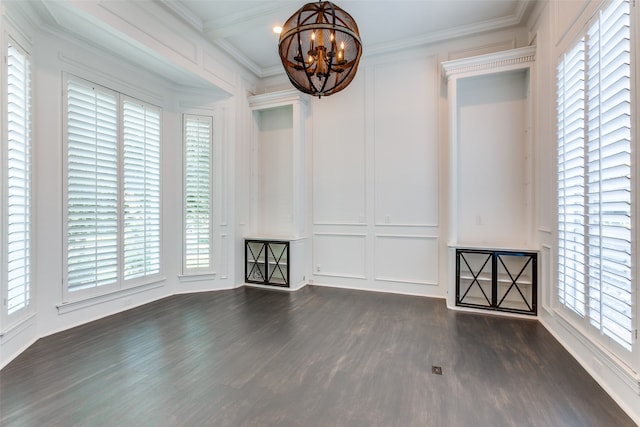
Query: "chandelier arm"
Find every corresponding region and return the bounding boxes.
[295,32,319,93]
[280,24,362,45]
[314,2,334,95]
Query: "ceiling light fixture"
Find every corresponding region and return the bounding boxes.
[278,1,362,98]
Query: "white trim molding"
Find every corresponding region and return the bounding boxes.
[441,45,536,80]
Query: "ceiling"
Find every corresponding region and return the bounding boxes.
[11,0,536,87]
[160,0,536,78]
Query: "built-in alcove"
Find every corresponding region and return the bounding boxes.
[245,90,311,290]
[442,46,537,315]
[254,105,295,236]
[455,69,530,246]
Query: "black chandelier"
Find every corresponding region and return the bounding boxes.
[278,1,363,98]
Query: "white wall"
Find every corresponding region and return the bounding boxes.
[308,28,529,298]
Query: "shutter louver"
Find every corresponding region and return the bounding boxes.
[66,80,119,291]
[123,100,161,280]
[586,0,632,351]
[184,115,212,271]
[557,39,586,317]
[6,43,31,314]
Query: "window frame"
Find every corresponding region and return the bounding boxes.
[556,0,637,366]
[62,74,163,304]
[632,0,640,371]
[63,76,119,300]
[1,34,33,327]
[182,113,215,276]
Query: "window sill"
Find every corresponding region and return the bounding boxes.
[57,278,166,315]
[0,312,36,343]
[178,272,217,283]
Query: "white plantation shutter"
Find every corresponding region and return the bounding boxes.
[65,79,163,298]
[6,42,31,314]
[123,100,161,280]
[585,0,632,350]
[183,115,212,271]
[557,0,633,354]
[66,79,118,291]
[557,38,586,316]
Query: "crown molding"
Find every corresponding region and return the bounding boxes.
[203,3,293,40]
[154,0,203,32]
[261,64,286,79]
[441,45,536,80]
[366,11,523,58]
[248,88,310,110]
[2,1,37,47]
[514,0,532,23]
[215,39,263,77]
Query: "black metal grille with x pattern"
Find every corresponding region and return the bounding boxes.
[267,243,288,286]
[458,251,493,307]
[245,240,290,287]
[496,253,534,312]
[246,242,266,282]
[456,249,537,315]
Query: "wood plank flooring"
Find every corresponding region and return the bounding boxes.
[0,286,635,426]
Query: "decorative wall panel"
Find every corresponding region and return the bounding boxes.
[373,56,438,226]
[313,233,366,279]
[312,76,366,225]
[375,235,438,285]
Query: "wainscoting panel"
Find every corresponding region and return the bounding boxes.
[541,244,552,312]
[374,235,438,285]
[313,233,367,279]
[219,233,228,279]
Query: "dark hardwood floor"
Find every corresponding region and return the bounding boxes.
[0,286,635,426]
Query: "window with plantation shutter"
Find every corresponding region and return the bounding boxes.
[557,0,634,355]
[66,79,118,292]
[557,38,586,317]
[64,77,162,300]
[4,41,31,316]
[585,0,632,351]
[183,115,212,272]
[123,100,161,280]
